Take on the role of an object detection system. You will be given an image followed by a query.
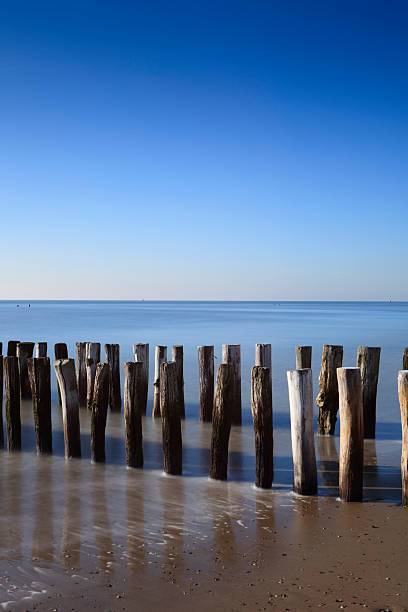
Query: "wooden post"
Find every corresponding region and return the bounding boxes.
[316,344,343,435]
[86,342,101,410]
[357,346,381,439]
[398,370,408,507]
[133,343,149,415]
[4,356,21,451]
[7,341,19,357]
[222,344,241,425]
[337,367,363,502]
[172,345,185,419]
[198,345,214,422]
[153,346,167,418]
[403,348,408,370]
[124,362,144,468]
[160,361,182,475]
[287,368,317,495]
[255,343,272,387]
[91,363,109,463]
[105,344,121,411]
[76,342,87,407]
[17,341,34,399]
[210,364,233,480]
[296,346,312,369]
[54,359,81,458]
[251,366,273,488]
[0,355,3,448]
[27,357,52,454]
[54,343,68,404]
[35,342,47,358]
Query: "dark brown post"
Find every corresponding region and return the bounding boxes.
[398,370,408,507]
[91,363,110,463]
[0,355,3,448]
[17,341,34,399]
[54,343,68,405]
[172,345,185,419]
[403,348,408,371]
[132,343,149,415]
[287,368,317,495]
[124,362,144,468]
[222,344,241,425]
[210,364,233,480]
[35,342,47,358]
[316,344,343,435]
[337,367,363,502]
[86,342,101,410]
[28,357,52,454]
[4,356,21,451]
[198,345,214,422]
[153,346,167,418]
[54,359,81,459]
[251,366,273,488]
[76,342,87,407]
[357,346,381,439]
[160,361,182,475]
[296,346,312,369]
[105,344,121,411]
[7,341,19,357]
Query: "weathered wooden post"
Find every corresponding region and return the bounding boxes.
[287,368,317,495]
[17,341,34,399]
[90,362,109,463]
[7,340,19,357]
[316,344,343,435]
[153,346,167,418]
[4,356,21,451]
[172,345,185,419]
[398,370,408,507]
[222,344,241,425]
[0,355,3,448]
[251,366,273,488]
[54,359,81,458]
[76,342,87,407]
[132,343,149,415]
[105,344,121,411]
[210,364,233,480]
[357,346,381,439]
[160,361,182,475]
[255,343,272,387]
[85,342,101,410]
[403,348,408,370]
[296,346,312,369]
[54,342,68,404]
[198,345,214,422]
[124,362,144,468]
[35,342,47,358]
[337,367,363,502]
[28,357,52,454]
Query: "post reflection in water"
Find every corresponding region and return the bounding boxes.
[205,480,237,568]
[255,489,275,549]
[160,474,185,583]
[60,462,81,568]
[317,435,339,491]
[91,465,114,573]
[32,458,54,564]
[1,455,23,561]
[125,469,146,572]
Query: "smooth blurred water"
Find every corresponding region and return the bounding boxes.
[1,300,407,432]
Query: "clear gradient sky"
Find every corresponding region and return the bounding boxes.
[1,1,407,300]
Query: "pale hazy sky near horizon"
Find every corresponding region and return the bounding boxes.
[1,1,407,300]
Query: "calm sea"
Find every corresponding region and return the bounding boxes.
[1,300,406,431]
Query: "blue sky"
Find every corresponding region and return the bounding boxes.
[1,1,407,299]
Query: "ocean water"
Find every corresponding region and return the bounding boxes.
[0,301,406,609]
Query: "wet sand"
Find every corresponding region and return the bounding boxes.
[0,402,407,612]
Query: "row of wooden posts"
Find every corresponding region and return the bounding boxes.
[1,340,408,505]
